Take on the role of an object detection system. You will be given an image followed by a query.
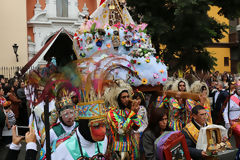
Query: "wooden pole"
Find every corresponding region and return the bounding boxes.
[44,99,51,160]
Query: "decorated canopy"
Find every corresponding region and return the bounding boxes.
[73,0,168,86]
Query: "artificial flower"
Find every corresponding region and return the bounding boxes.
[106,43,111,48]
[142,78,148,85]
[153,73,159,79]
[159,69,164,74]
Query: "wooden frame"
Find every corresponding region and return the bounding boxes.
[162,132,191,160]
[206,128,221,149]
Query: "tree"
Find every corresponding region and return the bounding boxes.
[126,0,240,73]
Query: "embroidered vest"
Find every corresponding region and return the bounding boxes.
[53,122,79,137]
[183,121,209,144]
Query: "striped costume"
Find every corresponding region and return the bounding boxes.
[107,106,143,159]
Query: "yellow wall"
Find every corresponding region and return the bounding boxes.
[207,48,231,72]
[0,0,28,67]
[207,6,231,73]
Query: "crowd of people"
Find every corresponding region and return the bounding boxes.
[0,69,239,160]
[0,76,29,149]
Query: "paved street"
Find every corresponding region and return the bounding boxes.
[0,136,238,160]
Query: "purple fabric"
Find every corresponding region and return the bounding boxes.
[155,131,180,160]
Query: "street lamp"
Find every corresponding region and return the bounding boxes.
[12,43,19,62]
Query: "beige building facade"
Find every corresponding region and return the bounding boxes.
[0,0,97,78]
[0,0,28,71]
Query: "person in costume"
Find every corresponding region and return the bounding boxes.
[50,74,108,159]
[171,78,190,93]
[142,107,171,160]
[182,105,210,160]
[168,78,190,131]
[50,99,108,160]
[155,77,174,109]
[43,95,78,150]
[223,83,240,148]
[190,80,212,124]
[105,79,143,160]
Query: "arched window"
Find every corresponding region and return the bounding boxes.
[56,0,68,17]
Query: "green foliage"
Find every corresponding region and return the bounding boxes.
[126,0,240,72]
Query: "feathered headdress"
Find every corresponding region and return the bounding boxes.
[190,80,209,96]
[186,72,210,96]
[104,79,133,107]
[72,50,139,120]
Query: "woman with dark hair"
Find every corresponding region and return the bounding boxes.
[133,91,148,133]
[142,107,171,160]
[221,73,229,89]
[132,91,148,156]
[5,85,21,125]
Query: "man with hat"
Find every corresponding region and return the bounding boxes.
[50,89,108,159]
[44,95,78,150]
[105,79,143,159]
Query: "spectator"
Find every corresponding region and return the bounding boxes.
[2,101,16,146]
[221,73,229,90]
[17,81,28,126]
[133,91,148,157]
[5,125,37,160]
[142,107,171,159]
[1,78,5,88]
[209,81,228,124]
[0,88,6,149]
[6,85,21,125]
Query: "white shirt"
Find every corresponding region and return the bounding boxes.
[223,93,240,124]
[44,121,76,151]
[214,91,220,104]
[135,105,148,133]
[51,129,108,160]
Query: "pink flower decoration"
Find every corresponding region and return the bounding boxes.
[80,46,83,50]
[153,73,159,79]
[127,63,131,67]
[162,78,167,82]
[98,48,101,51]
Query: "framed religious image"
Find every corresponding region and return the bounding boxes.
[156,131,191,160]
[206,128,221,146]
